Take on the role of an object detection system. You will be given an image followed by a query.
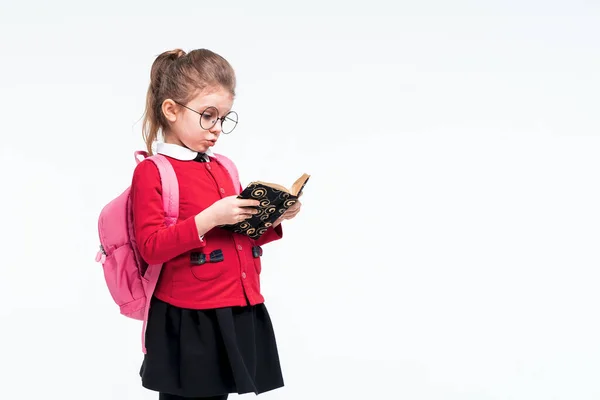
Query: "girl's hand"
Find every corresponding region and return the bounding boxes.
[273,200,302,227]
[205,196,260,226]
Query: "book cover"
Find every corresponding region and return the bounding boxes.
[220,173,310,239]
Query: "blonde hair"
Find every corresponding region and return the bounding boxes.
[142,48,236,154]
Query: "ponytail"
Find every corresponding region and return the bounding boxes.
[142,49,186,154]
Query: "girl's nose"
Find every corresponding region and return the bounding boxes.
[209,119,223,134]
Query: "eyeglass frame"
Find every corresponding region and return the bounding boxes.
[173,101,238,134]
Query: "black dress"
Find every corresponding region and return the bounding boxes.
[140,296,284,397]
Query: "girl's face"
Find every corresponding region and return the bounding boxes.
[162,86,234,153]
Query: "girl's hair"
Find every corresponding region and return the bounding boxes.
[142,48,236,154]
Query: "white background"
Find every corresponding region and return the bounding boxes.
[1,1,600,399]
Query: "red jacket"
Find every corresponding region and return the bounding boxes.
[131,146,283,309]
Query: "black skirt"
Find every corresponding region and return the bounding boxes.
[140,297,284,398]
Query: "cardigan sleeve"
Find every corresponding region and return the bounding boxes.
[131,160,206,265]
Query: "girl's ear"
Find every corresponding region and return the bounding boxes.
[162,99,179,123]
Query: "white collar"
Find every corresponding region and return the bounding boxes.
[156,142,214,161]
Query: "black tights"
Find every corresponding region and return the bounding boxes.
[159,394,228,400]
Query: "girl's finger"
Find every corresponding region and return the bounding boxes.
[286,210,299,218]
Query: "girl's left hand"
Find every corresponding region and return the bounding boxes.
[273,200,302,226]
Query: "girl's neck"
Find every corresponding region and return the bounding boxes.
[163,133,183,147]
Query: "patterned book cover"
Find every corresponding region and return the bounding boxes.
[220,173,310,239]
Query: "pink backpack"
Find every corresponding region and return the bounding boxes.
[95,150,239,353]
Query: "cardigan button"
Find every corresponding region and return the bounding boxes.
[206,164,212,170]
[220,188,225,194]
[237,245,243,251]
[242,272,247,279]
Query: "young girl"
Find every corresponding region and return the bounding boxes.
[131,48,301,400]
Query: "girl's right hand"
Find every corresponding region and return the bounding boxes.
[205,196,260,226]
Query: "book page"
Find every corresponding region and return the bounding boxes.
[291,173,310,196]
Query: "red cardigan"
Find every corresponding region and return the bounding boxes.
[131,154,283,309]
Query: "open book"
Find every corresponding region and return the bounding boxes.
[220,173,310,239]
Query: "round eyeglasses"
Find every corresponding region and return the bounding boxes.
[174,101,238,134]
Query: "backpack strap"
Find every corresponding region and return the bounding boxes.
[135,152,180,353]
[146,154,179,226]
[134,150,149,164]
[212,153,241,194]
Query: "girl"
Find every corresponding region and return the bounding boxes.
[131,48,301,400]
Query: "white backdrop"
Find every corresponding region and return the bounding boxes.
[1,1,600,399]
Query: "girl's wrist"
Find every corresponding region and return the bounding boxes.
[195,209,217,236]
[272,216,283,228]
